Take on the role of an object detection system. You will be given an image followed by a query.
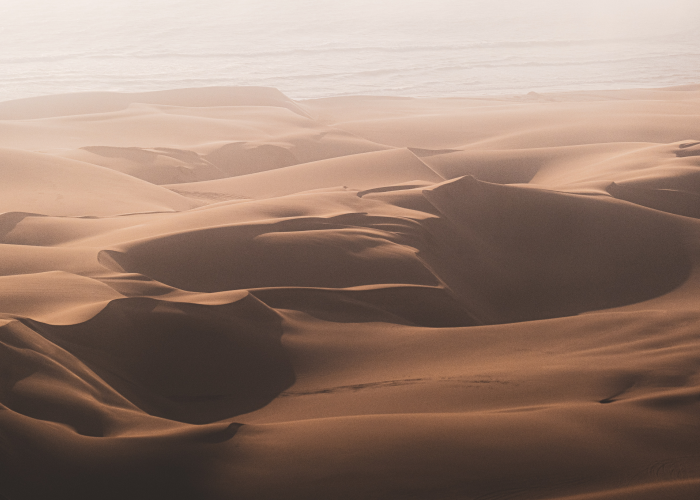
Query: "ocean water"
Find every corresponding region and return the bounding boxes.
[1,0,699,102]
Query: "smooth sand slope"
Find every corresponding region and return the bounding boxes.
[1,85,700,499]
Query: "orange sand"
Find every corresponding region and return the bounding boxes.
[1,85,700,499]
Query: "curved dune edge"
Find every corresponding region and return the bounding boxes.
[1,85,700,499]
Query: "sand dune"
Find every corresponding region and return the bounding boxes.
[168,148,442,200]
[0,86,309,120]
[0,148,200,216]
[58,146,229,185]
[1,85,700,499]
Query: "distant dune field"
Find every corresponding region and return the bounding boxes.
[1,85,700,499]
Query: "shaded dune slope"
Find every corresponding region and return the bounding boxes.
[99,176,692,324]
[1,86,700,499]
[21,295,293,425]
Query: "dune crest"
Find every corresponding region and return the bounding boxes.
[1,85,700,499]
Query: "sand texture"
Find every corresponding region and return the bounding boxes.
[1,85,700,499]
